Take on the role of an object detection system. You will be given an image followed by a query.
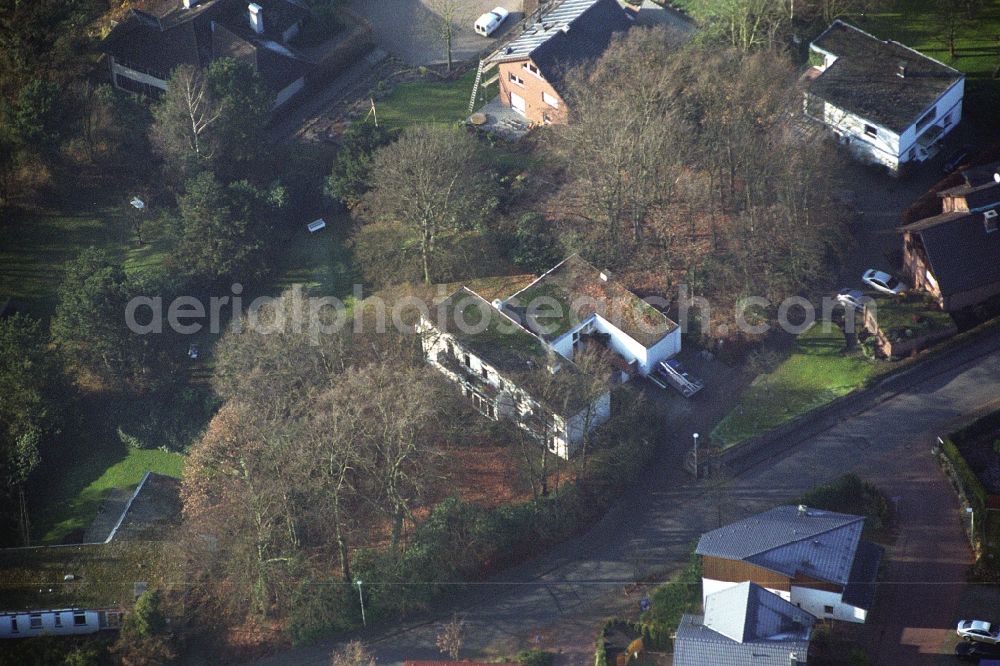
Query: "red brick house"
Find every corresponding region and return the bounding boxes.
[485,0,632,125]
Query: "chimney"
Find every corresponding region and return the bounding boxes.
[797,504,808,517]
[993,171,999,184]
[248,3,264,34]
[182,0,200,8]
[896,61,907,78]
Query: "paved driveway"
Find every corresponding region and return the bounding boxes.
[347,0,525,66]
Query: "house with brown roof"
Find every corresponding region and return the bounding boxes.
[101,0,312,108]
[900,164,1000,311]
[477,0,633,126]
[416,256,680,458]
[804,20,964,174]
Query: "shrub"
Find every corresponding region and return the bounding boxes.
[793,474,890,533]
[287,579,358,646]
[516,649,555,666]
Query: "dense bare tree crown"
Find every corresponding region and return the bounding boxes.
[366,125,498,284]
[552,27,847,334]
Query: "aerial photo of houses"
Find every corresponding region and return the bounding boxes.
[2,0,1000,664]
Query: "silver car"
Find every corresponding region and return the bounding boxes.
[862,269,908,296]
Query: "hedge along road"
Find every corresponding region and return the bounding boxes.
[259,330,1000,665]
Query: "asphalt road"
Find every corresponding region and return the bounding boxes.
[260,329,1000,666]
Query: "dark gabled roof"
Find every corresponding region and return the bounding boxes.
[102,0,310,87]
[220,0,309,41]
[696,505,865,586]
[487,0,632,93]
[502,254,677,348]
[102,9,209,75]
[808,20,963,134]
[841,540,883,611]
[901,211,1000,296]
[212,23,310,92]
[938,181,1000,211]
[674,584,813,666]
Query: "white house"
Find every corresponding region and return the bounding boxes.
[674,582,814,665]
[696,505,883,624]
[804,20,965,175]
[417,256,680,458]
[0,608,123,639]
[499,255,681,377]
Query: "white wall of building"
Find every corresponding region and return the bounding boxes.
[701,577,867,624]
[551,314,681,377]
[0,610,101,638]
[274,76,305,109]
[111,60,168,91]
[417,317,609,459]
[790,585,867,623]
[897,78,965,157]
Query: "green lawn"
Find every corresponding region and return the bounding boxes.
[273,210,360,300]
[375,69,490,132]
[32,435,185,545]
[711,323,876,448]
[0,185,171,317]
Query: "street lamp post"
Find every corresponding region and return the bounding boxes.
[693,433,700,479]
[355,579,366,627]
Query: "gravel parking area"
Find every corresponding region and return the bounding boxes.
[347,0,524,66]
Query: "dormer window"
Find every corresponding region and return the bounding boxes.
[864,124,878,138]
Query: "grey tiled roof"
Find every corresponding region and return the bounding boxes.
[841,540,883,611]
[902,210,1000,296]
[674,583,812,666]
[808,20,962,134]
[696,505,864,585]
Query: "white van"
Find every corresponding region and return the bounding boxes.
[474,7,510,37]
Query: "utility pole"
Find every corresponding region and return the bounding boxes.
[356,579,367,627]
[693,432,700,479]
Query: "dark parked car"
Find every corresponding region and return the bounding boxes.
[943,146,972,173]
[955,640,1000,661]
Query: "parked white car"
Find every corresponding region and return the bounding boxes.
[957,619,1000,644]
[862,269,908,296]
[475,7,509,36]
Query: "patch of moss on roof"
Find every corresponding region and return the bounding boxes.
[505,255,676,347]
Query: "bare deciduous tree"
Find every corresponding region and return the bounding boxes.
[436,614,465,659]
[330,641,377,666]
[151,64,221,167]
[366,125,498,284]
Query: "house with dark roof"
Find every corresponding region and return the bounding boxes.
[804,20,964,175]
[696,505,883,624]
[416,255,680,458]
[102,0,312,108]
[674,582,815,666]
[480,0,632,125]
[900,164,1000,311]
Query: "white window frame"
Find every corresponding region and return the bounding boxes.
[542,91,560,109]
[508,71,525,87]
[522,62,542,78]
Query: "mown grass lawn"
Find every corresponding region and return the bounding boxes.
[375,68,488,132]
[272,209,360,300]
[32,439,185,545]
[711,323,876,448]
[0,185,171,318]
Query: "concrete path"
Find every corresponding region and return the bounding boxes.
[260,330,1000,665]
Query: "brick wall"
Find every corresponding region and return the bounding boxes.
[497,58,567,125]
